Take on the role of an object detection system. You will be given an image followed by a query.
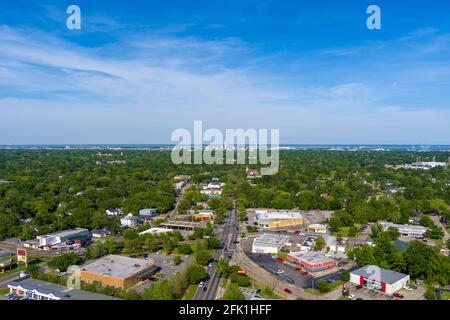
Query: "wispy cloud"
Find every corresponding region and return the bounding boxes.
[0,22,449,144]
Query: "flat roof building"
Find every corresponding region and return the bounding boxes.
[286,251,336,272]
[80,255,156,290]
[36,228,91,249]
[350,265,410,295]
[138,227,174,236]
[254,210,304,229]
[252,233,289,254]
[306,224,327,234]
[7,277,117,300]
[380,222,427,238]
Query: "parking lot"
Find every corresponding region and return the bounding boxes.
[347,283,425,300]
[133,252,191,293]
[247,252,349,290]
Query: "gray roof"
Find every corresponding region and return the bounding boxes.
[8,277,117,300]
[351,265,409,284]
[80,254,154,279]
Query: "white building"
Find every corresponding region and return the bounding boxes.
[120,213,141,228]
[251,233,289,254]
[324,235,346,254]
[139,227,173,236]
[380,222,427,238]
[106,208,122,216]
[306,224,327,234]
[350,265,410,295]
[174,181,185,190]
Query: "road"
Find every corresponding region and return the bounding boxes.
[193,204,240,300]
[0,272,20,288]
[166,183,191,220]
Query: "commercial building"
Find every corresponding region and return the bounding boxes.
[36,228,91,251]
[306,224,327,234]
[380,222,427,238]
[350,265,410,295]
[286,252,336,272]
[251,233,289,254]
[254,210,304,229]
[193,210,215,221]
[80,255,156,290]
[160,220,205,231]
[7,276,116,300]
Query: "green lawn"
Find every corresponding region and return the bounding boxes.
[0,287,10,295]
[183,284,198,300]
[306,280,344,295]
[441,291,450,300]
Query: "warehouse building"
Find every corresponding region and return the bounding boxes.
[251,233,289,254]
[254,210,304,229]
[379,222,427,238]
[80,255,156,290]
[350,265,410,295]
[286,251,336,272]
[36,228,91,251]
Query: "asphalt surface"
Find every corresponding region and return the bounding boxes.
[193,205,239,300]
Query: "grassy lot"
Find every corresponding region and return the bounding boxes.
[0,287,10,295]
[183,284,198,300]
[441,291,450,300]
[305,280,344,295]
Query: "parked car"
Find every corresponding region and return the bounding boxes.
[276,269,284,274]
[348,294,355,299]
[393,293,404,299]
[302,271,308,275]
[284,288,292,294]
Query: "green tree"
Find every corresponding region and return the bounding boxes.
[195,250,213,266]
[47,252,80,272]
[222,283,245,300]
[186,265,208,284]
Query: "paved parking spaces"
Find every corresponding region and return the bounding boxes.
[348,284,425,300]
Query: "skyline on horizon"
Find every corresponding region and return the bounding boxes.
[1,1,450,145]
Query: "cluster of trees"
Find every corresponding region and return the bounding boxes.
[0,150,178,239]
[47,252,80,272]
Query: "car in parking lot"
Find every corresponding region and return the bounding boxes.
[302,271,308,275]
[393,293,404,299]
[348,294,355,299]
[284,288,292,294]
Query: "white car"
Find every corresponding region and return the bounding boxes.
[404,286,414,291]
[199,282,204,288]
[348,294,355,299]
[276,269,285,274]
[208,263,213,267]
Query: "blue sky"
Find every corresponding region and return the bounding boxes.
[0,0,450,144]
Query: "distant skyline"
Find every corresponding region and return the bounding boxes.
[1,0,450,144]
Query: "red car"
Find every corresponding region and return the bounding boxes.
[393,293,404,299]
[276,257,284,263]
[302,271,308,275]
[294,230,301,235]
[284,288,292,294]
